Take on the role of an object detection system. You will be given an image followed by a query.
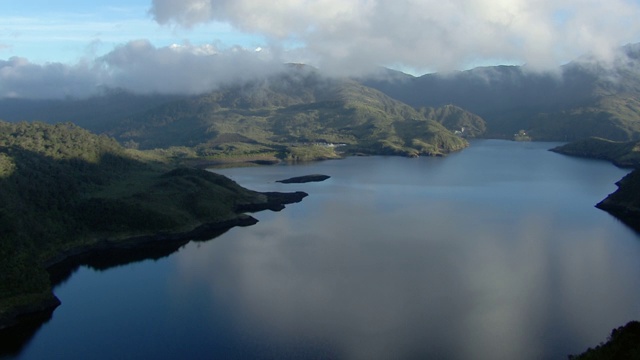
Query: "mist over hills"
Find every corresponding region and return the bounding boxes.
[1,43,640,150]
[0,66,472,159]
[111,68,468,154]
[0,90,188,134]
[364,43,640,141]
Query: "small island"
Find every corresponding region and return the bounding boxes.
[276,174,331,184]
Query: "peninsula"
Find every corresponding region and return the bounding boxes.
[276,174,331,184]
[0,121,307,331]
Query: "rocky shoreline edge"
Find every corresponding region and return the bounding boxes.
[595,171,640,233]
[0,191,307,333]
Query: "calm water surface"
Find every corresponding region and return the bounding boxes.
[10,140,640,360]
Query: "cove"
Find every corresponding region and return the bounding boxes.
[7,140,640,360]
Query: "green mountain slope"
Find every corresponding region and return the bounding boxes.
[0,121,305,330]
[107,68,470,158]
[421,104,487,138]
[364,43,640,141]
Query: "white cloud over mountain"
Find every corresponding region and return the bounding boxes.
[2,0,640,99]
[0,57,101,99]
[150,0,640,73]
[0,41,284,99]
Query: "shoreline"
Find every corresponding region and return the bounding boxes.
[0,191,307,333]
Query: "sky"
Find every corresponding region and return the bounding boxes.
[2,0,640,98]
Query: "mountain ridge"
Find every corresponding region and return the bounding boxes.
[363,43,640,141]
[102,70,471,158]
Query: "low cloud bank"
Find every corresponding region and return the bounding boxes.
[0,40,285,99]
[3,0,640,101]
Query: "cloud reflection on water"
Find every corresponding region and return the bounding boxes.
[169,143,639,359]
[172,191,640,359]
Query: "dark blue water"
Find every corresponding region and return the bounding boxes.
[10,140,640,360]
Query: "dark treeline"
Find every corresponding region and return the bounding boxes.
[0,122,146,302]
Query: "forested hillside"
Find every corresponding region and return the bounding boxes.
[106,68,470,158]
[365,43,640,141]
[3,45,640,147]
[0,66,474,160]
[0,122,131,325]
[0,121,303,330]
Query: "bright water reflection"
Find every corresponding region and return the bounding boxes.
[13,140,640,360]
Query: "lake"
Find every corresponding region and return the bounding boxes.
[7,140,640,360]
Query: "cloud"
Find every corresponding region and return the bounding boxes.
[149,0,640,73]
[0,40,285,99]
[0,57,102,99]
[99,40,284,94]
[3,0,640,99]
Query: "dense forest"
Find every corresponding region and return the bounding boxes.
[0,121,304,330]
[551,137,640,167]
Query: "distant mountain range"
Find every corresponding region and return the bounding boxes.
[1,43,640,152]
[364,43,640,141]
